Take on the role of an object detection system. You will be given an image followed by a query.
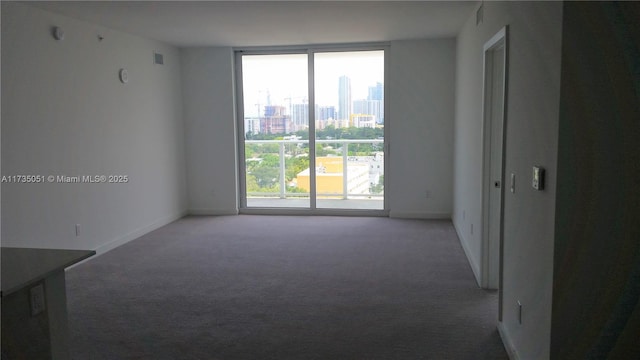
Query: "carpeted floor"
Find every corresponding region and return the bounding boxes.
[66,215,507,359]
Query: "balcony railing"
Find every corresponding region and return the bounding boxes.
[245,139,384,200]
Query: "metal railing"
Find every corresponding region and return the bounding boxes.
[245,139,384,200]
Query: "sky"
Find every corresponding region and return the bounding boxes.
[242,50,384,117]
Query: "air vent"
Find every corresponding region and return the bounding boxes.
[476,4,484,26]
[154,52,164,65]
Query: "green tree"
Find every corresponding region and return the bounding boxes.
[245,145,256,159]
[286,156,309,181]
[251,165,279,189]
[371,175,384,194]
[295,129,310,139]
[316,144,338,157]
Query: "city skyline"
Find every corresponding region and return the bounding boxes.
[242,51,384,118]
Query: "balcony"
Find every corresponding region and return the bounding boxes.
[244,139,384,210]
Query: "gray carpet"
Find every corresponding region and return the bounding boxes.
[66,215,507,359]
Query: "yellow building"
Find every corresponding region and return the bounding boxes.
[296,156,370,198]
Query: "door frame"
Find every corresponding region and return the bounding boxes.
[480,26,509,315]
[234,49,310,211]
[234,44,390,216]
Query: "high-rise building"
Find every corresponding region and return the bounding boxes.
[338,75,352,121]
[292,104,336,126]
[261,105,290,134]
[244,117,261,135]
[316,105,336,121]
[352,99,383,124]
[291,104,308,126]
[263,105,285,117]
[260,116,291,134]
[368,82,383,101]
[367,82,384,123]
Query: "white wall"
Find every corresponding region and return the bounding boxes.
[1,3,187,253]
[453,2,563,359]
[181,41,455,218]
[181,48,239,215]
[388,39,455,219]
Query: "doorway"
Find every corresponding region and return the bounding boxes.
[481,27,508,307]
[236,48,387,214]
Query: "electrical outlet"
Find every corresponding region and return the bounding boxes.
[30,284,46,316]
[75,224,81,237]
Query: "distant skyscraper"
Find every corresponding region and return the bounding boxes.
[292,104,308,126]
[353,99,383,124]
[316,106,336,121]
[367,82,384,123]
[263,105,285,117]
[368,82,383,101]
[244,117,261,135]
[261,105,290,134]
[338,76,352,121]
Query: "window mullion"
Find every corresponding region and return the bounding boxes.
[308,50,317,210]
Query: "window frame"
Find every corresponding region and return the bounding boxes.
[234,43,390,216]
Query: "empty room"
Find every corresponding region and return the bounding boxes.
[1,1,638,359]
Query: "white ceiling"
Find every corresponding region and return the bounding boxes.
[31,1,477,47]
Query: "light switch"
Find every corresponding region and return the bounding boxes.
[532,166,545,190]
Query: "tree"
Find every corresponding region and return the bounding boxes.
[245,145,256,159]
[286,156,309,181]
[295,129,309,140]
[251,165,279,189]
[371,175,384,194]
[316,144,337,157]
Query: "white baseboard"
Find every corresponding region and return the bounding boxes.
[94,210,187,256]
[498,322,519,360]
[66,209,187,269]
[454,220,482,287]
[188,208,239,216]
[389,211,450,219]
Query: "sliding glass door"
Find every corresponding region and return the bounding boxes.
[313,51,384,210]
[237,48,385,212]
[240,53,310,208]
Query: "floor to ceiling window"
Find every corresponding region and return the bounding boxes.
[236,47,386,213]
